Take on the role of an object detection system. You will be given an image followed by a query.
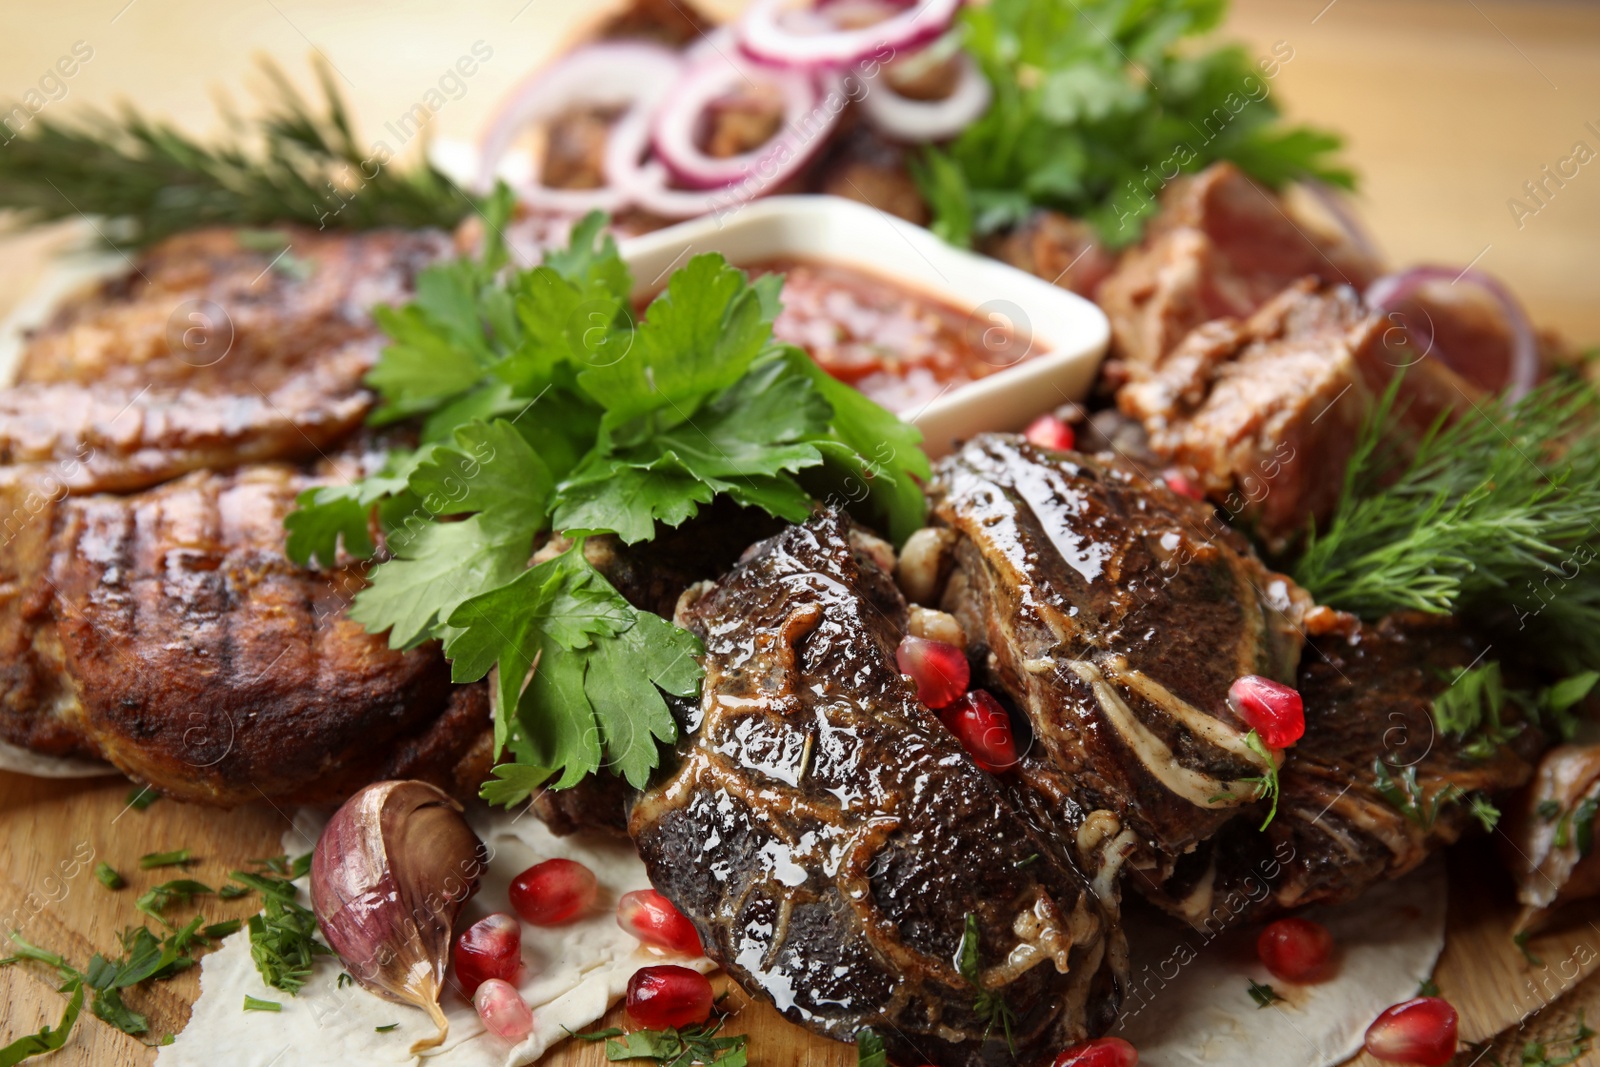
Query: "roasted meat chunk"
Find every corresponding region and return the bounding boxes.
[1138,615,1540,927]
[1502,742,1600,933]
[1117,280,1484,549]
[926,435,1314,870]
[6,227,449,493]
[0,461,490,804]
[630,510,1123,1067]
[1096,162,1381,369]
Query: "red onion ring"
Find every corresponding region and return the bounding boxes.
[1365,266,1540,402]
[476,42,683,211]
[859,49,990,142]
[737,0,961,69]
[605,104,764,219]
[650,51,834,190]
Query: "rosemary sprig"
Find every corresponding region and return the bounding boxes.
[0,60,472,247]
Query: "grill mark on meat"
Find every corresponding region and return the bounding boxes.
[630,510,1122,1066]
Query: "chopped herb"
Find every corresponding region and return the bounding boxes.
[218,883,251,900]
[1417,977,1441,996]
[125,787,159,811]
[574,1016,748,1067]
[1507,1013,1597,1067]
[242,995,282,1013]
[284,206,930,799]
[135,880,214,926]
[1209,730,1282,829]
[1538,799,1564,822]
[0,957,84,1064]
[1469,794,1503,833]
[374,1023,399,1033]
[1014,853,1040,869]
[1431,663,1526,761]
[336,972,353,989]
[138,849,193,870]
[1248,978,1284,1008]
[957,912,1015,1050]
[250,854,312,880]
[231,865,328,994]
[1371,758,1482,831]
[94,863,126,891]
[856,1028,888,1067]
[1514,931,1544,967]
[201,920,242,941]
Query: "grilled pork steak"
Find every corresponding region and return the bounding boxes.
[926,435,1314,873]
[0,461,490,803]
[5,227,449,494]
[1137,615,1539,926]
[630,510,1123,1067]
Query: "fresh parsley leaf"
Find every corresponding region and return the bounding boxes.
[94,863,125,891]
[138,849,192,870]
[856,1027,888,1067]
[1248,978,1284,1008]
[242,995,282,1012]
[919,0,1351,246]
[1209,730,1281,829]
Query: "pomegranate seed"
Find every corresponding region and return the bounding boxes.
[626,965,714,1030]
[510,858,597,926]
[453,913,523,997]
[1228,675,1306,748]
[896,634,970,709]
[1024,414,1076,452]
[617,889,703,955]
[1052,1036,1139,1067]
[1162,468,1205,500]
[1364,997,1459,1066]
[942,689,1020,773]
[1256,917,1333,982]
[474,977,534,1040]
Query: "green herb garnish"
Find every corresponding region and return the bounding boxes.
[94,863,126,891]
[957,913,1015,1050]
[242,995,282,1013]
[574,1017,748,1067]
[375,1023,399,1033]
[135,879,214,926]
[1514,1013,1595,1067]
[230,865,327,994]
[1417,976,1441,996]
[1247,978,1283,1008]
[284,205,929,799]
[0,60,470,248]
[1514,931,1544,967]
[1208,729,1281,829]
[855,1027,888,1067]
[138,849,193,870]
[915,0,1351,247]
[124,786,158,811]
[0,934,87,1063]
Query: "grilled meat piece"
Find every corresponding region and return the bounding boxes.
[0,461,489,803]
[981,211,1118,300]
[630,510,1123,1067]
[1502,742,1600,933]
[926,435,1313,870]
[1097,162,1381,369]
[7,227,449,493]
[1137,615,1539,927]
[1117,280,1484,550]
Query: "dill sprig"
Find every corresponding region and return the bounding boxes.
[1295,376,1600,671]
[0,60,472,247]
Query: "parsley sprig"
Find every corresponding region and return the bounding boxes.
[916,0,1351,247]
[1209,729,1281,830]
[285,201,929,799]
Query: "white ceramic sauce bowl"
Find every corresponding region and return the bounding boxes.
[618,195,1110,458]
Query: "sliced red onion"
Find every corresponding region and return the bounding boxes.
[476,42,683,211]
[604,103,756,219]
[650,52,834,190]
[1365,266,1540,402]
[737,0,961,69]
[1302,180,1382,266]
[859,49,990,142]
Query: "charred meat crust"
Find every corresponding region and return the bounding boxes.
[630,510,1121,1067]
[927,435,1312,866]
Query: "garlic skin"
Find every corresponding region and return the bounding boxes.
[311,780,488,1053]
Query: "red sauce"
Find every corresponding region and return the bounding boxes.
[749,258,1042,413]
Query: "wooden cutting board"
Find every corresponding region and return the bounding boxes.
[4,767,1600,1067]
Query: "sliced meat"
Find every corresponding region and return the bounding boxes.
[8,227,449,494]
[926,435,1313,872]
[1137,615,1540,926]
[1502,742,1600,933]
[982,211,1118,299]
[1117,280,1484,550]
[0,462,487,805]
[812,124,930,226]
[630,509,1123,1067]
[1097,162,1381,369]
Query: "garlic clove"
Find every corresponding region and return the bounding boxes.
[311,780,487,1054]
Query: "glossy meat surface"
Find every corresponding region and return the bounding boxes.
[1138,615,1539,926]
[630,510,1122,1067]
[927,435,1312,866]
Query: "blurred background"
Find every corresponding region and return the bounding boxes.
[0,0,1595,340]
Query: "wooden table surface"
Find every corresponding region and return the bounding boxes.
[2,1,1599,1064]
